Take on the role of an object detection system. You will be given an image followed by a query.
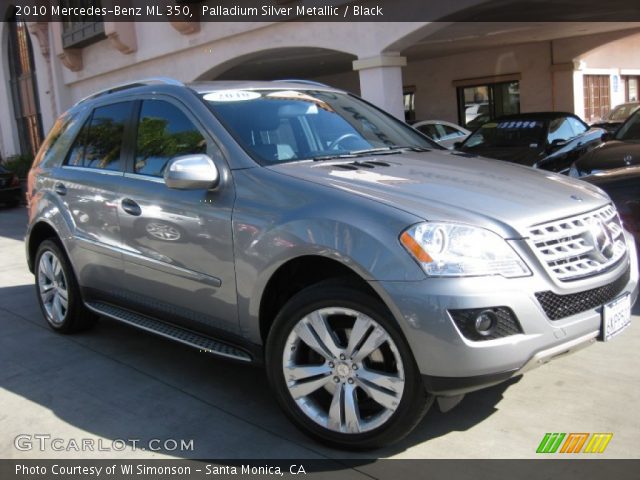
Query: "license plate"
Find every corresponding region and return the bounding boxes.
[601,294,631,341]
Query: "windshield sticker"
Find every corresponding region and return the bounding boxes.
[203,90,261,102]
[482,122,498,128]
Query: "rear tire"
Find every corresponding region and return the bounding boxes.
[34,240,97,333]
[266,281,432,450]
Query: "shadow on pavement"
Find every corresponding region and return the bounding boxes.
[0,282,510,462]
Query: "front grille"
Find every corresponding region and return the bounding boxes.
[527,204,626,281]
[535,267,630,320]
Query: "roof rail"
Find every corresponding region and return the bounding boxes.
[271,79,330,88]
[79,77,184,103]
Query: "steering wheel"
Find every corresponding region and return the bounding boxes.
[328,133,361,151]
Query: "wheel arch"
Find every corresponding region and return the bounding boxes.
[258,254,386,344]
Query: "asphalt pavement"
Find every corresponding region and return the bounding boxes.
[1,206,638,462]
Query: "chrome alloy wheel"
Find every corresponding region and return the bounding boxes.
[283,307,405,434]
[37,251,69,325]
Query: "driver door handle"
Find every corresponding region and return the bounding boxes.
[121,198,142,216]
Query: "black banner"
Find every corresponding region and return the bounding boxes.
[2,0,640,22]
[1,460,640,480]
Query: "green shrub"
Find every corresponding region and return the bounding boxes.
[4,153,34,178]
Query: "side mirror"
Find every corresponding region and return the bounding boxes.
[164,154,219,190]
[453,141,463,150]
[546,138,567,152]
[601,131,612,142]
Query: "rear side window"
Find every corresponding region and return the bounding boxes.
[33,111,83,168]
[134,100,207,177]
[66,102,132,171]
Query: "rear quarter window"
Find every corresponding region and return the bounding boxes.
[32,109,87,168]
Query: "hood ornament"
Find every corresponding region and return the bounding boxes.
[570,195,583,202]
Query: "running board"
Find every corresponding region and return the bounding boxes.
[85,301,252,363]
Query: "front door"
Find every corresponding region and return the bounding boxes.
[116,97,238,336]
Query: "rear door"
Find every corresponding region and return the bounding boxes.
[57,101,133,298]
[116,96,239,336]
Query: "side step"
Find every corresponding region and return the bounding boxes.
[85,301,252,362]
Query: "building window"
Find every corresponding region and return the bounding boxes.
[7,17,44,157]
[403,86,416,124]
[583,75,611,123]
[60,0,105,48]
[456,80,520,130]
[624,76,639,102]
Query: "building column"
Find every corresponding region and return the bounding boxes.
[353,54,407,120]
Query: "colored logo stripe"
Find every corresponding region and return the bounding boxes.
[536,433,613,453]
[584,433,613,453]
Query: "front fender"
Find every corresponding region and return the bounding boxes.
[231,168,426,344]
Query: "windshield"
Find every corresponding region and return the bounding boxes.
[608,103,639,121]
[202,89,436,164]
[615,111,640,141]
[462,119,546,149]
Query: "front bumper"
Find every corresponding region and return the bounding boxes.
[373,232,639,396]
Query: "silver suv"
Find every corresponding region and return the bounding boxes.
[26,78,638,449]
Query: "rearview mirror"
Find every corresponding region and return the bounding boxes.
[164,154,219,190]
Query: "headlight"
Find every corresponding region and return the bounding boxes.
[400,222,531,278]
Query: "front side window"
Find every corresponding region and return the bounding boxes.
[65,102,131,171]
[203,89,435,165]
[134,100,207,177]
[616,112,640,141]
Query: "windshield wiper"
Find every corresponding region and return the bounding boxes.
[312,153,359,161]
[312,145,432,162]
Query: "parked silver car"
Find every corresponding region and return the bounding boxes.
[25,78,638,449]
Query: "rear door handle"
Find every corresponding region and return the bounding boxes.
[54,183,67,196]
[121,198,142,216]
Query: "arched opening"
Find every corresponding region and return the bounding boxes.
[195,47,359,94]
[6,8,43,158]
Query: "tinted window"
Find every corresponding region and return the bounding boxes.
[205,89,435,164]
[134,100,207,176]
[34,112,82,168]
[616,112,640,141]
[417,124,439,139]
[66,102,131,170]
[567,116,587,136]
[547,117,575,143]
[463,119,545,148]
[84,103,131,170]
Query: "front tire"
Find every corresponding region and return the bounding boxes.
[266,282,432,449]
[35,240,96,333]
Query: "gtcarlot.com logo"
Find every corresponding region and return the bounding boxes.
[14,434,194,453]
[536,432,613,454]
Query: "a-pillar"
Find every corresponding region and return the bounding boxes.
[353,54,407,120]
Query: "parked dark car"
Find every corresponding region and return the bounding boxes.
[0,164,22,207]
[570,109,640,177]
[581,167,640,241]
[456,112,605,173]
[591,102,640,133]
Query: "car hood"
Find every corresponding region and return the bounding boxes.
[267,151,609,237]
[576,140,640,173]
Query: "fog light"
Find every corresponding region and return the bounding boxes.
[449,306,522,341]
[475,310,497,336]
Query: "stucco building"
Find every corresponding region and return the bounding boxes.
[1,11,640,160]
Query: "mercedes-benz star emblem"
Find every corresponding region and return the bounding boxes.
[589,219,614,262]
[623,154,633,165]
